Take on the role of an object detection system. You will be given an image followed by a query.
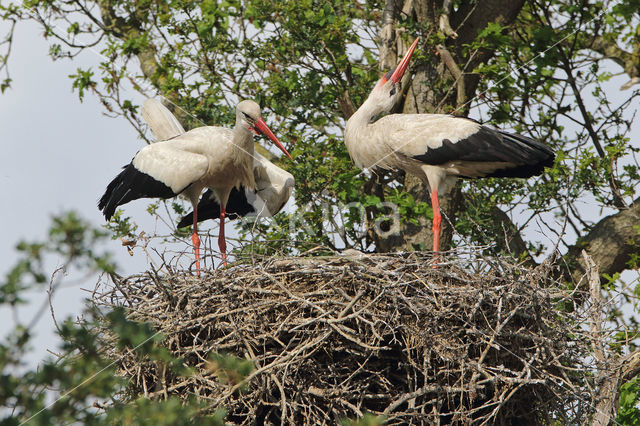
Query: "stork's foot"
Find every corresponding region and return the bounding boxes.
[431,247,439,269]
[218,206,227,267]
[218,236,227,267]
[192,232,201,275]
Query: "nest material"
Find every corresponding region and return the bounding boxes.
[95,253,594,424]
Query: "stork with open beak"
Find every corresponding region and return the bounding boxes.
[345,38,555,258]
[99,99,292,271]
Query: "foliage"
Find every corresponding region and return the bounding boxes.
[619,376,640,425]
[1,212,115,308]
[341,412,387,426]
[0,213,246,424]
[468,0,639,219]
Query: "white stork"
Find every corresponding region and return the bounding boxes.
[345,38,555,257]
[138,98,294,229]
[99,99,292,271]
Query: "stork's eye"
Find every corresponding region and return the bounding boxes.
[389,87,396,96]
[242,111,254,122]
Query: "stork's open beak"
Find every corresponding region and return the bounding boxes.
[254,118,293,160]
[381,37,420,84]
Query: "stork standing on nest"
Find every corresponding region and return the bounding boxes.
[99,100,292,271]
[344,38,555,259]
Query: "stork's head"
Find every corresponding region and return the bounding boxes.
[237,100,292,160]
[368,37,420,114]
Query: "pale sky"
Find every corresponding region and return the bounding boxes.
[0,20,162,364]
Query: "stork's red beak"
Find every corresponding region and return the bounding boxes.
[254,118,292,160]
[382,37,420,84]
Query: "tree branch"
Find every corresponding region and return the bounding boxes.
[486,206,536,265]
[589,35,640,89]
[337,89,357,119]
[436,44,466,110]
[452,0,526,57]
[584,250,620,426]
[562,197,640,284]
[556,51,627,209]
[438,0,458,39]
[379,0,404,71]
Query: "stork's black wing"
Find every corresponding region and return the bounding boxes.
[99,162,177,220]
[413,126,555,178]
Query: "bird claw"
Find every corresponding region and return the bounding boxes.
[218,236,227,267]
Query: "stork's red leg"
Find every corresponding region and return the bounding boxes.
[218,204,227,266]
[192,206,201,274]
[430,188,441,267]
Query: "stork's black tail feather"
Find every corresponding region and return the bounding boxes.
[487,130,555,178]
[177,188,256,228]
[98,163,176,221]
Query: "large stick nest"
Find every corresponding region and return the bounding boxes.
[95,253,597,424]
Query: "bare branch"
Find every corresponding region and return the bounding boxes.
[438,0,458,39]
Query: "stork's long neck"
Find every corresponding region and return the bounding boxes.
[230,118,257,191]
[232,119,256,158]
[345,91,387,153]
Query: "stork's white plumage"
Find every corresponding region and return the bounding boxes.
[176,155,295,228]
[138,99,294,227]
[141,98,186,141]
[99,99,291,271]
[345,38,555,258]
